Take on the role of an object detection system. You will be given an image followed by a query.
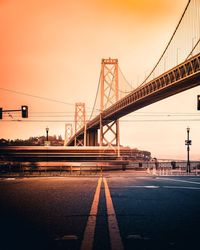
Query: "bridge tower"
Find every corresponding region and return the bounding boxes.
[64,123,73,146]
[74,102,86,146]
[100,58,120,148]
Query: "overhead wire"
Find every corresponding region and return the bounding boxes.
[3,112,200,118]
[1,118,200,123]
[0,87,98,112]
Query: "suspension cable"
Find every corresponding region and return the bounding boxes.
[138,0,191,88]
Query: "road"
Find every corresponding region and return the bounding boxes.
[0,172,200,250]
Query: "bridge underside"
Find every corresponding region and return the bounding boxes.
[114,70,200,120]
[68,53,200,146]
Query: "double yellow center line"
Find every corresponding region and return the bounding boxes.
[81,177,124,250]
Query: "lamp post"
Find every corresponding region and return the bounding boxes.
[46,127,49,142]
[185,127,191,173]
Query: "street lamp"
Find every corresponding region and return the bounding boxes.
[46,127,49,141]
[185,127,192,173]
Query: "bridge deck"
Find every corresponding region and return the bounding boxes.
[68,53,200,145]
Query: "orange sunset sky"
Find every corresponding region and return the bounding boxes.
[0,0,200,160]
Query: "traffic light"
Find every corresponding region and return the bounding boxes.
[0,108,2,119]
[21,105,28,118]
[198,95,200,110]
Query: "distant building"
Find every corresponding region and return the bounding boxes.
[119,146,151,161]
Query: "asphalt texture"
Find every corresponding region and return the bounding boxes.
[0,172,200,250]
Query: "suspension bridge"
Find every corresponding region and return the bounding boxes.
[65,0,200,148]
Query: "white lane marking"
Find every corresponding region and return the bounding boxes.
[126,186,158,188]
[80,177,102,250]
[127,185,159,189]
[55,235,78,241]
[163,186,200,190]
[126,234,150,240]
[136,177,151,179]
[156,177,200,185]
[126,185,200,190]
[103,177,124,250]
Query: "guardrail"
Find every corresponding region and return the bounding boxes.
[0,160,128,176]
[0,160,199,176]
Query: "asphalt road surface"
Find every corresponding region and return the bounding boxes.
[0,172,200,250]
